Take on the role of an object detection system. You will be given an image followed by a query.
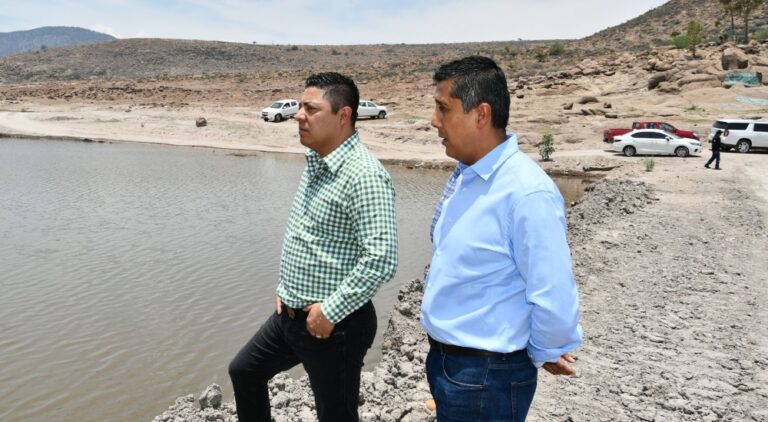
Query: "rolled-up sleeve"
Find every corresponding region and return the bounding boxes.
[510,190,583,367]
[321,172,398,323]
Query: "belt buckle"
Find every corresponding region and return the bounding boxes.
[286,307,295,319]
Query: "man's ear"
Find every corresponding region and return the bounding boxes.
[476,103,493,128]
[339,106,353,127]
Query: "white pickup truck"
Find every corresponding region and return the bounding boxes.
[261,99,298,122]
[357,101,387,119]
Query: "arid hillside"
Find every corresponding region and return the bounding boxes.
[586,0,768,51]
[0,38,565,84]
[2,1,767,88]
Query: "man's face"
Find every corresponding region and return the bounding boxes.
[295,87,343,156]
[431,79,480,164]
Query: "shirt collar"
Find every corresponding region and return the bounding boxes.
[305,131,360,175]
[462,133,519,181]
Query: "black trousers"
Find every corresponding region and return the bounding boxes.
[228,301,376,422]
[705,150,721,168]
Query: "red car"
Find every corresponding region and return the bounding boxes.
[603,122,699,143]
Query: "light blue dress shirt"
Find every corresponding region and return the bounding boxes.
[421,134,583,367]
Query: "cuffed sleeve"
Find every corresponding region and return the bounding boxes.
[510,190,583,367]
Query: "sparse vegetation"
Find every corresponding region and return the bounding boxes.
[538,133,555,161]
[644,157,656,172]
[548,42,566,56]
[670,35,690,49]
[686,20,704,57]
[718,0,765,42]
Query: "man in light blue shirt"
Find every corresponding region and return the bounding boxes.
[421,56,583,421]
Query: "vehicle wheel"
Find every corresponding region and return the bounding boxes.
[274,114,282,123]
[674,146,689,157]
[623,146,636,157]
[378,111,386,119]
[736,139,751,153]
[263,118,268,122]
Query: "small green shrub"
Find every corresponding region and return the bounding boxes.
[644,157,656,172]
[670,35,690,49]
[538,133,555,161]
[753,29,768,41]
[534,50,548,62]
[548,42,566,56]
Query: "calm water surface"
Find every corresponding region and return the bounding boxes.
[0,138,590,421]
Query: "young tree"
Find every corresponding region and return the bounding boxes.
[737,0,764,43]
[687,20,704,57]
[538,133,555,161]
[718,0,738,42]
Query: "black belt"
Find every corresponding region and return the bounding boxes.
[428,336,525,358]
[281,302,308,319]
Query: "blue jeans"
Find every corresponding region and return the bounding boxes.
[426,347,538,422]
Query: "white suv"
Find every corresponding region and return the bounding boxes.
[357,101,387,119]
[710,119,768,153]
[261,99,298,122]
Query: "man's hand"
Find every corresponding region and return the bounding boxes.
[303,303,335,339]
[275,296,282,315]
[542,353,577,376]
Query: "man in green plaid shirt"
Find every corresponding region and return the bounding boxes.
[229,72,398,422]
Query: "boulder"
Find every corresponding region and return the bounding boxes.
[198,384,222,410]
[580,108,606,116]
[578,96,599,105]
[656,82,681,94]
[648,72,669,90]
[752,56,768,67]
[721,48,749,70]
[751,66,768,84]
[648,59,674,72]
[744,40,761,54]
[195,117,207,127]
[677,74,720,87]
[563,102,574,110]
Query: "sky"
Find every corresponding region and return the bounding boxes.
[0,0,670,45]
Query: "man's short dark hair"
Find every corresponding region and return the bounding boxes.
[305,72,360,124]
[433,56,510,130]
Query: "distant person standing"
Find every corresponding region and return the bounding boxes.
[421,56,582,421]
[228,72,398,422]
[705,130,722,170]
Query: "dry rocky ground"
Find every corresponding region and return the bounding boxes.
[152,152,768,422]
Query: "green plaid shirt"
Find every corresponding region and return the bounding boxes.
[276,131,398,323]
